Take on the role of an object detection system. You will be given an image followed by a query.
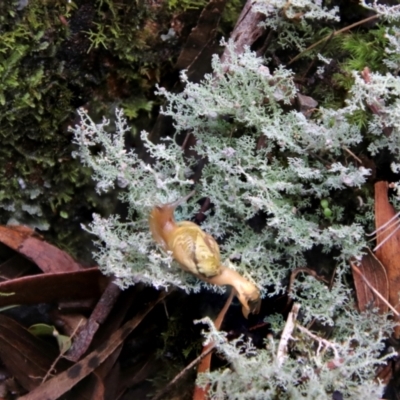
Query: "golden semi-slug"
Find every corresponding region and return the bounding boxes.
[149,191,261,318]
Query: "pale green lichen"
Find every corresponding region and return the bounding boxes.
[71,40,374,293]
[71,1,400,397]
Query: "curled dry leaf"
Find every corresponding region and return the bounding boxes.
[0,225,82,273]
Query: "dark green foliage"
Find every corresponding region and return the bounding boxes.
[0,0,93,237]
[0,0,180,256]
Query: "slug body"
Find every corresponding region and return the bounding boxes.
[149,192,261,317]
[149,191,220,278]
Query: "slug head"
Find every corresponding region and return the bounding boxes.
[149,190,196,247]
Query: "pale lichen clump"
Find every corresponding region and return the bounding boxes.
[71,0,400,397]
[71,40,373,292]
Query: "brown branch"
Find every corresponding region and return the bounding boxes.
[287,267,329,302]
[220,0,266,64]
[276,302,300,366]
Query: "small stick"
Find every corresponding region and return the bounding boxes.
[181,132,192,150]
[42,319,85,383]
[373,223,400,252]
[342,146,363,165]
[365,211,400,252]
[288,14,379,65]
[163,300,170,319]
[276,303,300,367]
[301,31,334,80]
[287,267,329,302]
[151,344,216,400]
[366,211,400,237]
[296,324,340,360]
[193,290,236,400]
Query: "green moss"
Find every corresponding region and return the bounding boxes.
[0,1,84,228]
[166,0,207,12]
[0,0,178,257]
[340,25,388,72]
[303,23,390,121]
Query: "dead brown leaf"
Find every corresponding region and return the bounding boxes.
[351,248,389,313]
[0,267,108,307]
[374,181,400,336]
[0,314,68,391]
[18,290,169,400]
